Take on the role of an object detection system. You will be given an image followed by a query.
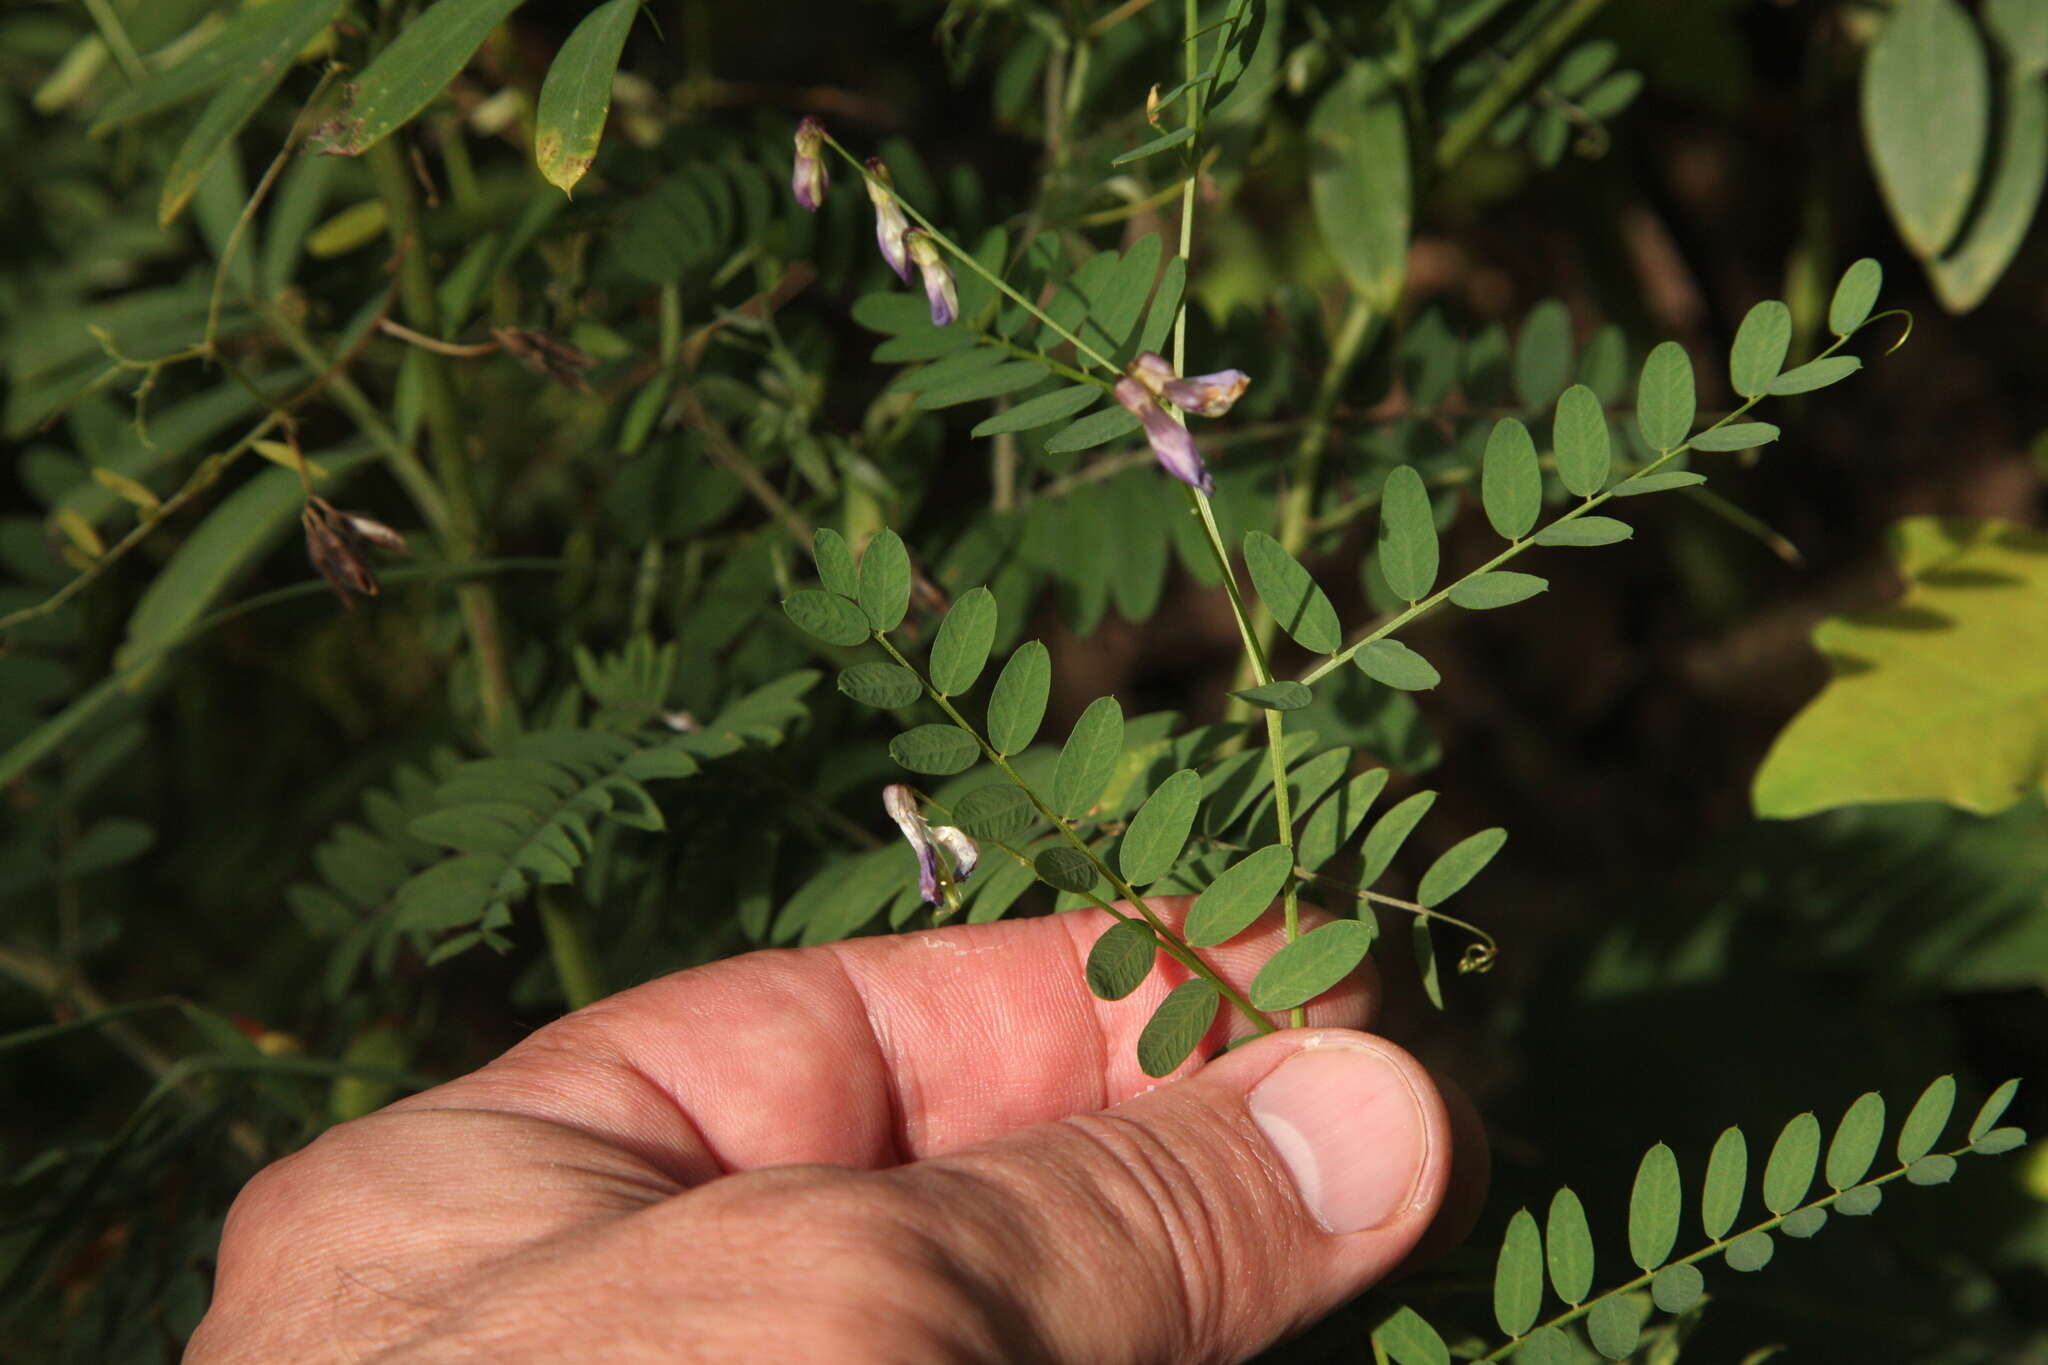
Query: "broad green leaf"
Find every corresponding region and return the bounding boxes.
[914,360,1050,410]
[1635,341,1695,451]
[1119,769,1202,887]
[1546,1188,1594,1304]
[1908,1153,1959,1184]
[1085,919,1157,1000]
[1360,790,1436,888]
[1248,919,1372,1010]
[1768,355,1861,394]
[1136,979,1219,1077]
[1354,639,1439,692]
[1586,1296,1644,1361]
[1863,0,1990,258]
[1782,1206,1828,1238]
[1609,471,1707,497]
[1629,1143,1681,1270]
[950,785,1035,841]
[1080,234,1162,354]
[1482,418,1541,539]
[1416,828,1506,907]
[1929,71,2048,313]
[857,529,911,632]
[1552,40,1619,95]
[1651,1263,1704,1314]
[782,590,871,647]
[1244,531,1340,654]
[1044,406,1142,454]
[1730,300,1792,397]
[1580,69,1644,118]
[1552,385,1610,498]
[1837,1185,1883,1216]
[1034,846,1102,894]
[1725,1230,1774,1271]
[987,641,1052,755]
[1897,1076,1955,1162]
[888,724,979,776]
[1135,256,1188,357]
[837,663,921,708]
[1372,1306,1449,1365]
[1514,1327,1572,1365]
[1186,844,1295,946]
[1971,1077,2021,1141]
[1763,1112,1820,1214]
[1450,572,1549,610]
[1512,300,1574,408]
[94,2,309,132]
[1055,695,1124,818]
[120,451,373,665]
[1532,517,1631,547]
[851,292,937,334]
[1989,0,2048,74]
[814,528,858,597]
[971,385,1102,437]
[1689,423,1780,452]
[1232,681,1314,711]
[159,0,345,225]
[1753,519,2048,817]
[1827,1092,1887,1189]
[1492,1207,1543,1339]
[1830,258,1885,335]
[1974,1126,2027,1154]
[1295,768,1390,873]
[929,587,998,695]
[1412,919,1443,1008]
[1702,1125,1747,1239]
[321,0,529,157]
[534,0,639,194]
[874,328,979,363]
[1309,64,1411,311]
[1377,465,1438,602]
[1579,325,1630,404]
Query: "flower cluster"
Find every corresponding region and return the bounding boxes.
[883,785,979,910]
[1113,352,1250,494]
[791,119,957,328]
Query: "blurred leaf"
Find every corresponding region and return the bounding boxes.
[1928,71,2048,313]
[1309,63,1410,310]
[1512,300,1574,408]
[1863,0,1990,258]
[534,0,639,194]
[1753,519,2048,817]
[323,0,528,156]
[1988,0,2048,73]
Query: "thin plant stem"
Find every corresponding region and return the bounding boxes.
[537,891,605,1009]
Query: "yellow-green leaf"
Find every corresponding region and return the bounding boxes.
[1755,517,2048,817]
[534,0,640,194]
[321,0,527,157]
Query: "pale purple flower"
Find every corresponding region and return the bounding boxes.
[1115,376,1212,494]
[883,784,979,906]
[792,116,829,212]
[904,228,958,327]
[864,158,912,283]
[1129,350,1250,417]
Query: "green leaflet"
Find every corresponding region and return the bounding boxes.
[1969,1077,2021,1141]
[1725,1230,1774,1271]
[783,590,871,647]
[1354,639,1439,692]
[1309,62,1410,311]
[157,0,344,226]
[987,641,1051,755]
[928,587,997,696]
[1898,1075,1956,1163]
[813,528,858,597]
[1084,919,1156,1000]
[1512,299,1574,409]
[1533,517,1631,547]
[913,360,1050,410]
[1635,341,1696,452]
[1044,404,1143,454]
[1763,1112,1821,1214]
[1243,531,1340,654]
[1768,355,1861,395]
[1688,423,1778,452]
[1729,300,1793,397]
[1827,1091,1887,1189]
[948,785,1034,841]
[1054,695,1123,819]
[1450,572,1548,610]
[1248,919,1372,1011]
[1185,844,1295,946]
[971,385,1102,438]
[1231,681,1313,711]
[1135,978,1219,1077]
[1415,827,1506,906]
[1482,418,1541,539]
[1628,1143,1680,1271]
[1360,790,1436,889]
[1652,1263,1704,1314]
[1295,767,1389,874]
[1928,66,2048,313]
[1110,124,1195,166]
[534,0,640,194]
[321,0,529,157]
[1377,465,1438,602]
[1702,1125,1748,1238]
[857,529,911,632]
[888,724,979,775]
[1492,1207,1542,1339]
[1546,1188,1594,1304]
[1587,1295,1645,1360]
[1033,846,1101,895]
[836,663,921,709]
[1117,768,1201,887]
[1413,918,1444,1008]
[1371,1306,1449,1365]
[1830,258,1885,335]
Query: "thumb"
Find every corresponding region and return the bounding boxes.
[883,1029,1452,1365]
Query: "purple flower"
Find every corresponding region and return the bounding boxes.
[883,784,979,907]
[1129,350,1249,417]
[792,116,829,212]
[864,158,912,283]
[1115,377,1212,494]
[904,228,958,327]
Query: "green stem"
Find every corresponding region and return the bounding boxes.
[871,634,1272,1033]
[1434,0,1615,173]
[366,140,515,734]
[538,891,605,1010]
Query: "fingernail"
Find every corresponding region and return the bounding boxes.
[1248,1041,1428,1234]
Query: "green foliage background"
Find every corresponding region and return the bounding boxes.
[1,0,2043,1359]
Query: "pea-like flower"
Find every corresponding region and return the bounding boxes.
[884,784,979,907]
[864,158,912,283]
[1129,350,1250,418]
[1114,376,1213,494]
[904,228,959,327]
[791,116,829,212]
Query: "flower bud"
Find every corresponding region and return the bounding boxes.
[864,158,913,283]
[792,116,829,212]
[904,228,959,327]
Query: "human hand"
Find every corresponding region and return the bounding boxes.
[188,900,1484,1363]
